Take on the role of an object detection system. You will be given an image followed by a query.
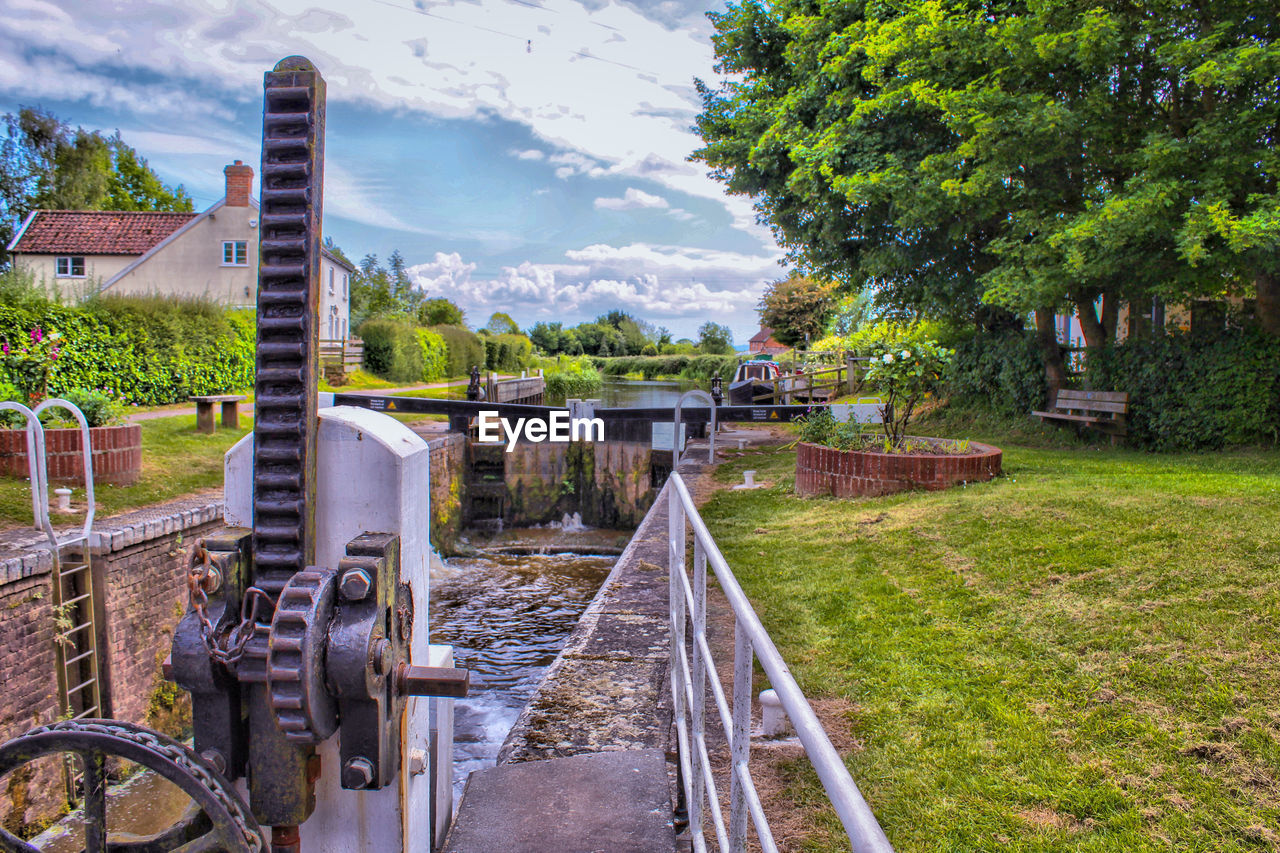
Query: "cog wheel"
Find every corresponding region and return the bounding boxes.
[0,719,265,852]
[267,567,339,744]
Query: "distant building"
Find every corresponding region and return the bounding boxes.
[7,160,354,340]
[748,326,788,355]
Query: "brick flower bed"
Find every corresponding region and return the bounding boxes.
[0,424,143,486]
[795,438,1001,498]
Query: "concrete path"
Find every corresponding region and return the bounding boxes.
[443,750,675,853]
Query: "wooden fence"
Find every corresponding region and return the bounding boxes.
[320,338,363,375]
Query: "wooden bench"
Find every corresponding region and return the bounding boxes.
[190,394,247,434]
[1032,389,1129,443]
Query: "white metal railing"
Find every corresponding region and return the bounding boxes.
[667,472,894,852]
[673,390,717,465]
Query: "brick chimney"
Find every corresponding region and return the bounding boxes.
[224,160,254,207]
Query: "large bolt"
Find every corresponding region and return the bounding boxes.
[371,638,392,675]
[341,756,375,789]
[339,568,371,601]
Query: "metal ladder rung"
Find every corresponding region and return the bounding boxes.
[60,591,92,608]
[72,706,99,720]
[66,677,98,696]
[58,563,89,578]
[63,648,96,667]
[56,622,93,640]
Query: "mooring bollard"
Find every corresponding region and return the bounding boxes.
[54,487,72,512]
[760,689,788,736]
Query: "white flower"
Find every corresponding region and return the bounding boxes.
[882,353,894,364]
[901,349,912,358]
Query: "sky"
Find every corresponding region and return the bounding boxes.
[0,0,786,342]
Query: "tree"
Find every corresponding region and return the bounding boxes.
[697,321,734,354]
[695,0,1280,355]
[759,273,836,346]
[528,321,563,353]
[417,297,464,327]
[485,312,520,335]
[1,108,191,260]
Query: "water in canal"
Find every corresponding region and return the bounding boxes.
[28,525,622,847]
[599,376,697,408]
[432,525,626,804]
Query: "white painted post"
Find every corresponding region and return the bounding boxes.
[759,689,787,736]
[225,406,450,852]
[54,488,72,512]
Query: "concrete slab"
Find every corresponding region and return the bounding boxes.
[443,749,675,853]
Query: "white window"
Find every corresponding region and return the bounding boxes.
[55,256,85,278]
[343,274,348,299]
[328,268,335,294]
[222,241,248,266]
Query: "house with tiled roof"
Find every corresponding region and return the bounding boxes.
[7,160,355,340]
[748,326,788,355]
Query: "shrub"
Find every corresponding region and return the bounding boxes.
[483,333,533,372]
[415,328,448,382]
[0,296,253,406]
[430,325,485,378]
[47,388,125,428]
[945,329,1047,415]
[544,357,603,400]
[863,340,953,445]
[358,316,423,383]
[1086,325,1280,450]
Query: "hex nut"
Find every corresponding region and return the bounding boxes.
[339,568,372,601]
[341,756,375,789]
[371,638,392,675]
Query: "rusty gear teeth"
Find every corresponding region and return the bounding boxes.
[267,567,339,743]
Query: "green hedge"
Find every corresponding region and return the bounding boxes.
[945,329,1047,416]
[589,354,738,384]
[430,325,485,378]
[416,328,447,382]
[358,316,423,383]
[483,333,533,373]
[544,357,603,400]
[1086,326,1280,450]
[0,297,254,406]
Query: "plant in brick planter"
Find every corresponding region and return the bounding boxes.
[1,328,141,485]
[794,339,1001,497]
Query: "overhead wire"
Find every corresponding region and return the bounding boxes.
[365,0,657,75]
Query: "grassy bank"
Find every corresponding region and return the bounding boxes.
[0,415,251,528]
[701,436,1280,851]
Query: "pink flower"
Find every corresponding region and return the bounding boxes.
[30,327,42,343]
[1,341,8,355]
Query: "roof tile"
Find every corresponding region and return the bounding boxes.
[11,210,198,255]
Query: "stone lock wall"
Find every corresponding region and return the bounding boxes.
[428,434,466,554]
[0,499,222,834]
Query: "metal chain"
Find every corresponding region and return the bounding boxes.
[187,541,273,667]
[29,719,265,851]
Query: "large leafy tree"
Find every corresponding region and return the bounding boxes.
[695,0,1280,345]
[759,272,837,345]
[0,108,192,260]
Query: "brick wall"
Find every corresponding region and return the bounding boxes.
[0,567,60,836]
[0,499,223,833]
[795,440,1002,497]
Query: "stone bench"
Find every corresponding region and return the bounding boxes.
[189,395,247,434]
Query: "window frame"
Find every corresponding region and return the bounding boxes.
[222,241,249,267]
[55,256,86,278]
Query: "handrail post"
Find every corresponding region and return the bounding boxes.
[668,480,693,842]
[691,536,707,839]
[729,621,752,851]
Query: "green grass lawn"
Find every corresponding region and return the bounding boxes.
[0,415,251,528]
[702,434,1280,851]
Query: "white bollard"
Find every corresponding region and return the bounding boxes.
[743,470,756,488]
[737,439,747,450]
[760,689,788,736]
[54,488,72,512]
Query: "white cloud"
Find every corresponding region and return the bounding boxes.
[0,0,774,246]
[594,187,668,211]
[406,241,781,338]
[513,149,545,160]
